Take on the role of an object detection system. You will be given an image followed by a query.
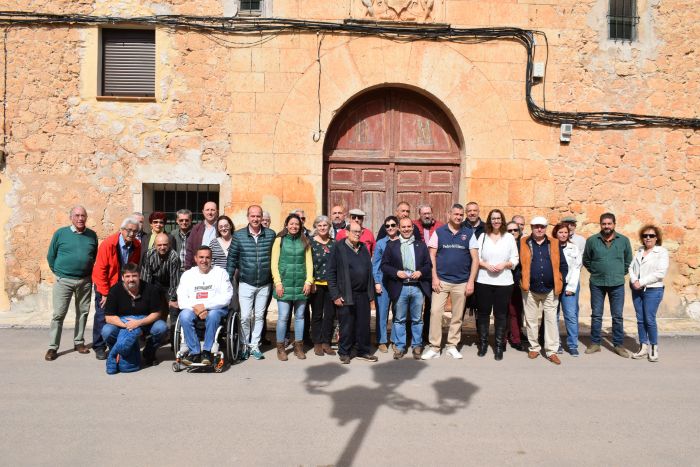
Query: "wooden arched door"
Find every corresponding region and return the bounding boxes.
[324,88,461,233]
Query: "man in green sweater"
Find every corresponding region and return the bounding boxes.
[45,206,98,361]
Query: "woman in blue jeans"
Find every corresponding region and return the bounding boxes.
[554,223,582,356]
[272,214,313,361]
[629,224,669,362]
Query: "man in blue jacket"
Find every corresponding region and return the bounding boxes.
[381,217,432,360]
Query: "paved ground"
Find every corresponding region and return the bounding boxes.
[1,329,699,466]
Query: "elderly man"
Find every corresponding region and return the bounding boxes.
[512,215,526,235]
[413,204,444,343]
[582,212,633,357]
[184,201,218,269]
[139,211,176,266]
[376,201,420,241]
[293,208,312,238]
[328,223,377,363]
[177,246,233,365]
[562,216,586,253]
[335,208,376,255]
[330,205,347,239]
[132,212,145,243]
[261,211,272,230]
[227,205,276,360]
[45,206,98,361]
[520,216,567,365]
[102,263,167,368]
[172,209,193,274]
[422,204,478,360]
[92,216,142,360]
[381,217,432,360]
[141,232,181,338]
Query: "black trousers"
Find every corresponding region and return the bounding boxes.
[337,292,371,356]
[475,282,513,334]
[310,285,336,344]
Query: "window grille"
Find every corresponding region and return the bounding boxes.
[101,29,155,97]
[608,0,639,41]
[143,183,220,233]
[239,0,263,16]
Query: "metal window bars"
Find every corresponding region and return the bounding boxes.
[608,0,639,41]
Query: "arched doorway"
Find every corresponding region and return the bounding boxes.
[323,87,461,233]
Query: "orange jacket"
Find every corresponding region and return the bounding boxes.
[519,235,563,295]
[92,232,141,295]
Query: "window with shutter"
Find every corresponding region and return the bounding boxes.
[101,29,155,97]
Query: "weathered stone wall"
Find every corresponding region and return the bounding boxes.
[0,0,697,319]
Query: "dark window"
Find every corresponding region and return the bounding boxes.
[608,0,638,41]
[239,0,263,16]
[102,29,155,97]
[144,183,220,233]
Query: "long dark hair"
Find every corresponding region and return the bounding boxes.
[215,215,235,238]
[485,209,507,235]
[277,213,310,250]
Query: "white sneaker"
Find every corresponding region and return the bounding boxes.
[445,347,463,359]
[632,343,649,359]
[421,348,440,360]
[648,344,659,362]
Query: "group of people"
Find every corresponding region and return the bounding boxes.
[45,199,669,371]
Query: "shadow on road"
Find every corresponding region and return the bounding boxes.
[304,361,479,466]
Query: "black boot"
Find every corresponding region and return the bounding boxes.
[494,326,505,361]
[477,318,489,357]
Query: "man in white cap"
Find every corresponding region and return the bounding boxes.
[518,216,566,365]
[335,208,376,255]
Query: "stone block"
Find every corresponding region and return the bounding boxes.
[508,179,534,206]
[230,133,274,154]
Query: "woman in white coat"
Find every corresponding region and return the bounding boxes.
[554,223,582,356]
[629,225,669,362]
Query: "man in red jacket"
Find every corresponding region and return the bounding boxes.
[91,216,141,360]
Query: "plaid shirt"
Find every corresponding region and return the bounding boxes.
[173,228,191,272]
[140,248,181,301]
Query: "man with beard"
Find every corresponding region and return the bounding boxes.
[376,201,420,241]
[102,263,167,367]
[582,212,633,357]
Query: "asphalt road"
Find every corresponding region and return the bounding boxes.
[1,329,699,466]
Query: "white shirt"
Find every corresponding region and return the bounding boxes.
[561,242,582,293]
[202,223,217,248]
[469,232,519,286]
[571,233,586,255]
[177,265,233,310]
[629,246,669,288]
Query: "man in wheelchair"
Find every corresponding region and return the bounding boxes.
[176,246,233,366]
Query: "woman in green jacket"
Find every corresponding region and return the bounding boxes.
[272,213,313,361]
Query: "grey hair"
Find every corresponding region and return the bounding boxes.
[176,209,192,218]
[262,211,271,219]
[131,211,143,217]
[120,217,140,229]
[69,205,87,217]
[312,215,330,236]
[417,204,432,213]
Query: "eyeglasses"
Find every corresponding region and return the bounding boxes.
[350,215,364,220]
[122,228,137,234]
[491,217,502,221]
[349,230,362,235]
[384,223,397,228]
[642,234,657,239]
[151,220,164,224]
[176,218,190,223]
[507,229,519,233]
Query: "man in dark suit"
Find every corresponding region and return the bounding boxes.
[381,217,432,360]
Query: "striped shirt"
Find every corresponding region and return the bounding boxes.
[140,248,181,301]
[209,238,230,270]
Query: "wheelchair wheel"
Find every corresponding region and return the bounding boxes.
[172,314,184,372]
[226,310,241,363]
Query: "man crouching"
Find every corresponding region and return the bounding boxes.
[177,246,233,366]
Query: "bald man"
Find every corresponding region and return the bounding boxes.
[185,201,219,269]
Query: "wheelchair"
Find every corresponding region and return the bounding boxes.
[172,301,243,373]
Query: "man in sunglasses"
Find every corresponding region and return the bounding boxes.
[293,208,312,239]
[376,201,420,241]
[91,216,142,360]
[582,212,633,357]
[335,208,376,255]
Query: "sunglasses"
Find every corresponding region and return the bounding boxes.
[642,234,657,239]
[384,223,397,228]
[507,229,519,233]
[151,220,165,224]
[350,215,364,219]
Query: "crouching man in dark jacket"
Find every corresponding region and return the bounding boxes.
[327,224,377,364]
[381,217,432,360]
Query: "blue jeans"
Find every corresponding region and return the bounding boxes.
[92,290,107,350]
[179,307,228,355]
[589,283,625,346]
[558,283,580,351]
[101,315,167,354]
[375,287,391,345]
[392,285,424,351]
[631,286,663,345]
[277,300,306,343]
[239,282,271,349]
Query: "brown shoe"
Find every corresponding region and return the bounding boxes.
[74,344,90,354]
[528,351,539,359]
[412,346,423,360]
[322,343,336,356]
[548,354,561,365]
[45,349,58,361]
[293,341,306,360]
[314,344,323,356]
[276,342,288,361]
[378,344,388,353]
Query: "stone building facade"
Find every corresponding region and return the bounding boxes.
[0,0,698,321]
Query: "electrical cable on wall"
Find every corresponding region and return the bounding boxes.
[0,12,698,130]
